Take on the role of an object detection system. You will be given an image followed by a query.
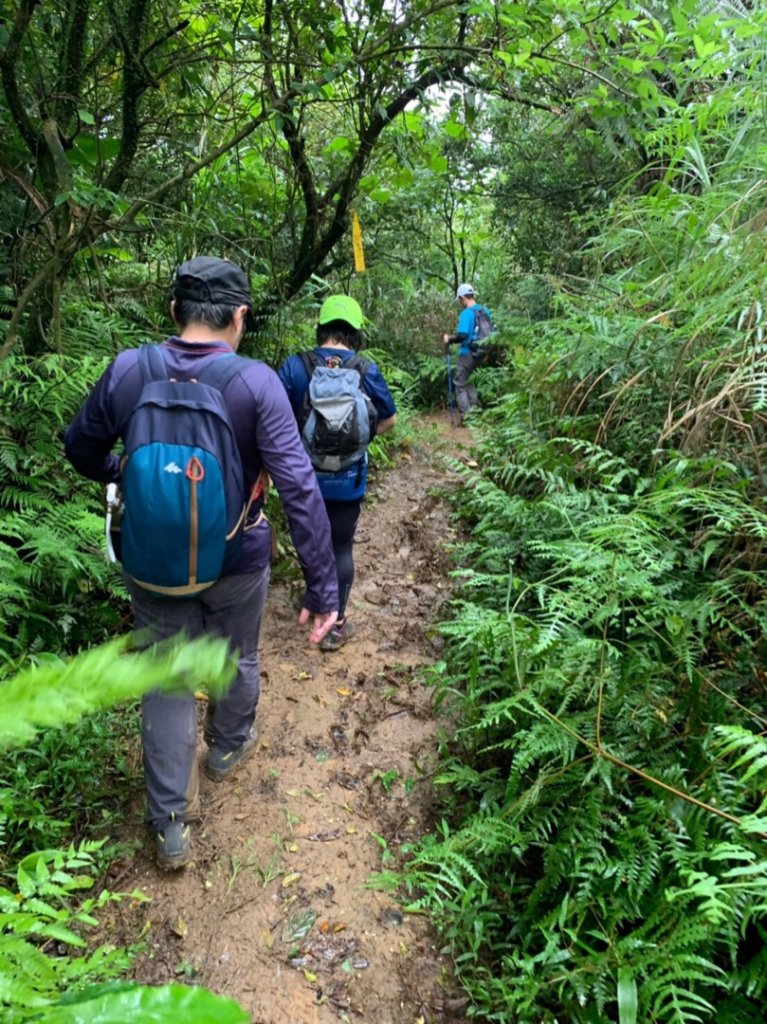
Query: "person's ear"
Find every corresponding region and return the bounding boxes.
[169,298,179,324]
[233,305,249,348]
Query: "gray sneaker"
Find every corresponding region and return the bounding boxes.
[320,619,355,652]
[154,813,192,871]
[205,723,259,782]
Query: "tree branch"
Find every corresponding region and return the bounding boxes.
[0,0,43,156]
[111,90,300,228]
[0,257,60,361]
[104,0,154,194]
[54,0,91,131]
[274,58,470,309]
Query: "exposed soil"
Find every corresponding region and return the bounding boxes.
[105,413,476,1024]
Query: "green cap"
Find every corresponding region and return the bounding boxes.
[318,294,363,329]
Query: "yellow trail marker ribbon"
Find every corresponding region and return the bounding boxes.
[352,211,365,272]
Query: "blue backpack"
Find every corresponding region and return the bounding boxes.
[298,351,378,472]
[119,344,249,597]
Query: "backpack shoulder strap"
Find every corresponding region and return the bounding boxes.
[138,344,168,385]
[197,353,248,394]
[344,354,372,383]
[473,305,492,332]
[300,350,323,377]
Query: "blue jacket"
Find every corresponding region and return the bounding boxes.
[64,337,339,614]
[277,347,397,501]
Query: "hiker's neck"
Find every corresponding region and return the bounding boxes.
[319,339,351,350]
[176,324,241,349]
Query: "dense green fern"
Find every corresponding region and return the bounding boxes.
[0,352,123,672]
[407,108,767,1021]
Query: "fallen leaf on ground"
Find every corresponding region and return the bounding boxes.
[280,908,317,943]
[306,828,344,842]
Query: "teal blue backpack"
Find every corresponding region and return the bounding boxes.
[118,345,250,596]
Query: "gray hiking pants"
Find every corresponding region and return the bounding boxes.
[453,353,483,416]
[127,566,270,832]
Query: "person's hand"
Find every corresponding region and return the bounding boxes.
[442,333,450,345]
[299,607,338,644]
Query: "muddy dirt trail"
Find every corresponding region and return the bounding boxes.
[109,413,475,1024]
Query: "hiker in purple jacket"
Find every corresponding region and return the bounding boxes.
[64,256,338,870]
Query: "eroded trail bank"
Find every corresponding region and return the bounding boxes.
[108,414,474,1024]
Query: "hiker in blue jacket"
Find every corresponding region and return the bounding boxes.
[442,282,490,424]
[277,295,397,651]
[64,257,339,870]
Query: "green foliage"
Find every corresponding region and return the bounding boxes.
[0,635,235,752]
[0,633,236,864]
[0,842,135,1022]
[0,634,235,864]
[3,4,767,1021]
[489,110,634,277]
[31,984,250,1024]
[0,839,247,1022]
[411,443,767,1021]
[0,708,138,864]
[0,352,126,672]
[405,17,767,1020]
[0,634,242,1021]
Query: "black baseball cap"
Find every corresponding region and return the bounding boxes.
[172,256,256,331]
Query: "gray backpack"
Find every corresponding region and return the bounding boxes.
[469,305,494,356]
[298,351,378,472]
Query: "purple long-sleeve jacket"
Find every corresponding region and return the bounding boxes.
[64,337,339,614]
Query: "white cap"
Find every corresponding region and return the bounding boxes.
[456,283,475,299]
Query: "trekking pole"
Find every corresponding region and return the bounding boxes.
[446,349,456,426]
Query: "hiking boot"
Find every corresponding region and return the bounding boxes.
[205,723,259,783]
[320,619,355,652]
[154,813,192,871]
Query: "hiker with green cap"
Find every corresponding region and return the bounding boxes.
[278,295,397,650]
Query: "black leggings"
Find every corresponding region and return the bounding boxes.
[324,498,363,620]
